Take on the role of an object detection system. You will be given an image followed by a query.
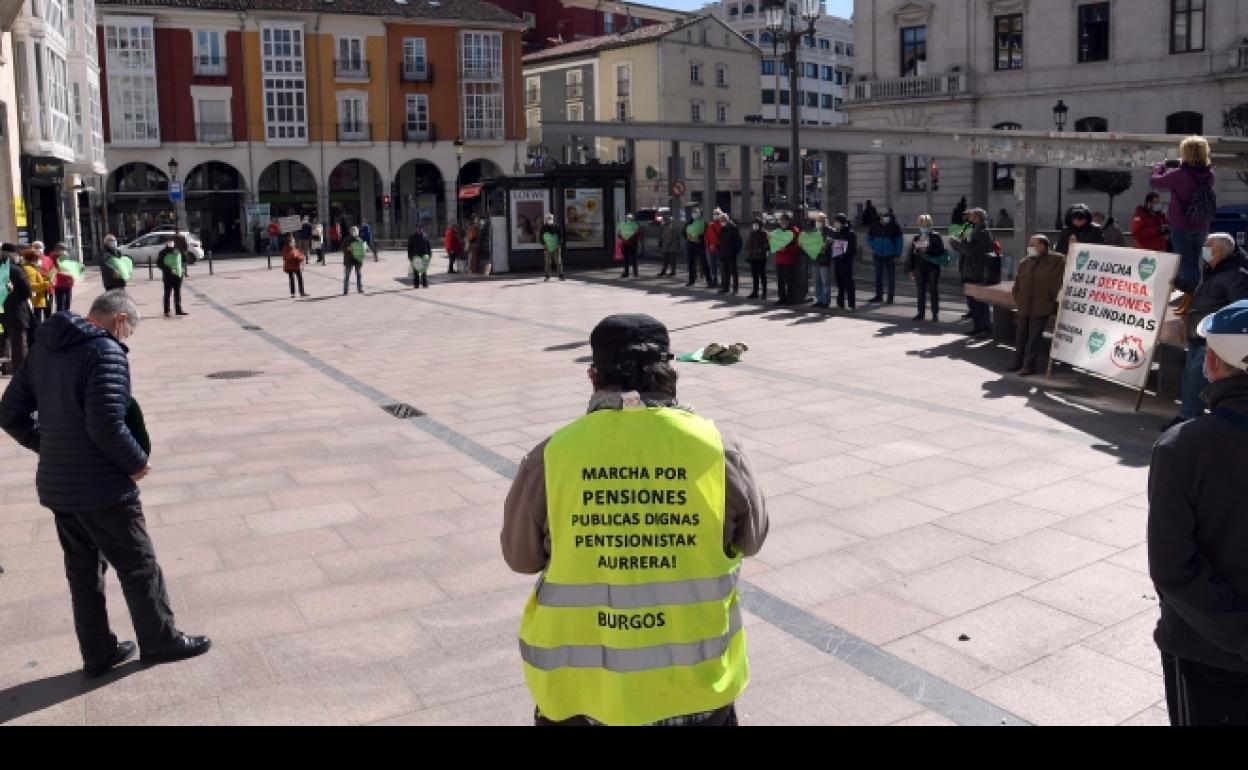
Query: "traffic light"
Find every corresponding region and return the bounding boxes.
[383,195,392,206]
[929,160,940,192]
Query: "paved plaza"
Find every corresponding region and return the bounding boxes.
[0,252,1173,726]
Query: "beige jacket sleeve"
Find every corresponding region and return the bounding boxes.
[500,430,770,573]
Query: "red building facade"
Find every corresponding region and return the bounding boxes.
[491,0,684,53]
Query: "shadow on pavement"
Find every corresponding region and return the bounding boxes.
[0,663,142,724]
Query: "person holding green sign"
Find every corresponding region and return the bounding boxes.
[51,243,78,312]
[100,235,129,291]
[156,239,188,317]
[407,224,432,289]
[905,214,949,322]
[684,208,710,288]
[770,213,802,305]
[617,214,641,278]
[866,208,903,304]
[539,213,565,281]
[716,211,742,295]
[808,214,834,308]
[342,225,366,295]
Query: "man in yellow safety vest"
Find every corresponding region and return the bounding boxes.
[502,313,769,726]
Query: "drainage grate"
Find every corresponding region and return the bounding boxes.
[206,370,263,380]
[382,402,425,419]
[242,325,262,331]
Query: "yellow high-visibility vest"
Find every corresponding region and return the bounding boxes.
[519,406,747,725]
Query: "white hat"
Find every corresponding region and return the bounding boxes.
[1199,299,1248,371]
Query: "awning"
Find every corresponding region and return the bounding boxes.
[458,183,483,200]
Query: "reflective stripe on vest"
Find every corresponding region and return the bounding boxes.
[520,602,742,673]
[536,570,739,609]
[519,407,747,726]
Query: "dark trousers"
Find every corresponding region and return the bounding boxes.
[536,703,738,726]
[1162,652,1248,726]
[748,260,767,296]
[343,261,363,293]
[287,271,305,295]
[162,276,183,314]
[873,256,896,300]
[834,257,856,308]
[686,245,706,285]
[53,501,178,664]
[776,263,794,304]
[621,246,639,277]
[914,262,941,318]
[660,250,679,275]
[54,287,72,312]
[1013,315,1049,371]
[720,256,739,292]
[34,305,51,323]
[7,322,29,373]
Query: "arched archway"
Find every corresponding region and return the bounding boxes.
[394,159,445,235]
[328,159,384,241]
[258,160,317,217]
[456,158,503,219]
[106,162,172,242]
[184,161,246,252]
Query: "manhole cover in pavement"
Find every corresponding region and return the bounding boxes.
[382,403,424,419]
[206,370,263,380]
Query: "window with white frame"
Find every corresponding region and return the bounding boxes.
[195,30,226,75]
[567,102,583,121]
[40,0,65,38]
[615,63,630,120]
[261,24,307,143]
[565,69,583,100]
[402,38,427,78]
[406,93,430,140]
[717,102,728,123]
[691,100,703,123]
[83,0,96,61]
[525,75,540,105]
[690,61,703,84]
[88,79,103,163]
[715,63,728,86]
[525,106,541,144]
[691,148,703,170]
[617,145,627,163]
[103,17,159,144]
[337,37,366,78]
[604,12,614,34]
[71,81,83,157]
[48,49,70,148]
[65,0,78,53]
[460,31,503,140]
[717,150,729,169]
[337,92,367,140]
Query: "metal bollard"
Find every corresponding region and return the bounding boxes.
[147,257,154,280]
[267,253,272,270]
[207,249,214,275]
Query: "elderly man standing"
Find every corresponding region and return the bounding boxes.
[1150,298,1248,725]
[0,291,210,676]
[1165,233,1248,431]
[1010,235,1064,376]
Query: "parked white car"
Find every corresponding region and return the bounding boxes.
[122,231,203,264]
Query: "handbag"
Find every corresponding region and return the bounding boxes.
[614,239,624,262]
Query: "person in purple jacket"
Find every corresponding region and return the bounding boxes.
[1151,136,1217,285]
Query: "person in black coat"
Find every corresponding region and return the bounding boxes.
[156,239,187,317]
[0,291,210,675]
[3,243,33,373]
[905,215,946,322]
[1055,203,1105,255]
[539,214,564,281]
[406,225,432,289]
[950,208,995,337]
[100,235,127,291]
[716,213,743,295]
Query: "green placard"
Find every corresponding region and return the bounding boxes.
[542,232,560,252]
[762,145,775,157]
[56,258,86,279]
[768,229,795,251]
[618,221,639,240]
[685,219,706,239]
[799,231,825,259]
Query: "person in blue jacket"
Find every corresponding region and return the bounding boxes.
[866,206,904,303]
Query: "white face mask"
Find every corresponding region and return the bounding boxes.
[1203,246,1216,264]
[165,242,175,249]
[882,216,892,224]
[752,224,760,231]
[1026,246,1039,257]
[918,227,930,235]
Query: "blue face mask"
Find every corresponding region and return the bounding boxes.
[1202,247,1215,264]
[918,227,930,235]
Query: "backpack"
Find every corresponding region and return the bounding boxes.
[1181,175,1217,225]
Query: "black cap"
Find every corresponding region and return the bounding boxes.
[1,243,16,254]
[590,314,671,367]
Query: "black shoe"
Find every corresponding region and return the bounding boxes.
[176,311,188,316]
[142,634,212,665]
[932,314,939,322]
[544,276,550,282]
[291,293,296,298]
[960,312,973,320]
[866,296,883,303]
[84,641,136,678]
[300,293,309,297]
[747,292,759,299]
[684,281,695,287]
[1160,416,1189,432]
[974,332,992,341]
[164,311,171,317]
[912,314,924,321]
[886,298,895,305]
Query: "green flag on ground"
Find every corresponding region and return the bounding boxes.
[799,231,825,260]
[768,229,795,252]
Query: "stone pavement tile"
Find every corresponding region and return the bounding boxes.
[758,437,856,464]
[189,473,295,501]
[1009,479,1137,517]
[846,524,986,575]
[736,659,924,726]
[892,710,958,726]
[951,441,1040,470]
[797,473,912,511]
[826,497,950,538]
[21,590,132,640]
[292,575,447,625]
[779,455,882,485]
[0,520,36,546]
[882,558,1037,616]
[410,585,531,648]
[872,456,980,488]
[148,517,253,549]
[904,477,1023,514]
[262,614,438,682]
[144,466,221,487]
[932,501,1066,544]
[0,500,51,525]
[1054,503,1147,549]
[392,634,524,708]
[244,501,363,536]
[1106,543,1150,575]
[976,459,1088,492]
[750,520,862,568]
[812,589,945,646]
[175,597,310,643]
[450,479,516,505]
[216,528,349,569]
[920,596,1099,672]
[429,554,538,600]
[266,483,382,510]
[158,544,224,578]
[755,470,816,497]
[2,696,86,726]
[974,645,1162,726]
[0,601,26,646]
[370,684,531,726]
[763,493,836,525]
[1024,562,1158,626]
[1121,705,1170,726]
[882,634,1005,692]
[0,541,69,571]
[828,422,924,447]
[158,494,274,526]
[1082,610,1163,677]
[334,510,462,549]
[0,565,70,603]
[218,660,421,725]
[180,558,328,608]
[847,440,948,467]
[892,412,972,433]
[141,485,196,507]
[90,697,224,726]
[922,425,1018,452]
[313,539,446,583]
[746,551,898,608]
[352,490,470,519]
[1076,464,1150,493]
[158,450,240,471]
[976,529,1120,581]
[1045,445,1125,470]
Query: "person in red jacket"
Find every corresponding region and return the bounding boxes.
[705,210,724,288]
[773,213,802,306]
[1131,192,1170,253]
[444,224,462,274]
[51,243,76,312]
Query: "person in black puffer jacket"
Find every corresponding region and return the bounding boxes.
[951,208,996,337]
[100,234,127,291]
[0,291,210,674]
[1055,203,1105,256]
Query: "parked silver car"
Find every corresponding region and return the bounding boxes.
[122,231,203,265]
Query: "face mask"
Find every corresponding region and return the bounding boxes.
[1026,247,1038,258]
[752,224,760,231]
[1202,247,1215,264]
[165,242,175,249]
[882,216,891,224]
[1152,204,1164,213]
[918,227,930,235]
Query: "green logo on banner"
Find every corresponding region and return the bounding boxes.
[1076,250,1090,270]
[1088,330,1107,355]
[1138,256,1156,281]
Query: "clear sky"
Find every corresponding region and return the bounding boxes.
[659,0,854,17]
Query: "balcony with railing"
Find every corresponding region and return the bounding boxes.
[337,123,372,143]
[462,64,501,81]
[193,56,227,76]
[846,71,971,105]
[195,122,233,144]
[400,61,432,83]
[565,82,583,100]
[525,87,541,106]
[403,122,436,144]
[335,59,370,81]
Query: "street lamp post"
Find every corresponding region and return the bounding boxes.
[453,137,466,225]
[167,157,184,234]
[765,0,821,228]
[1053,100,1068,230]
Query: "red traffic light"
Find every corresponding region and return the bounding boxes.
[383,195,392,206]
[929,161,939,180]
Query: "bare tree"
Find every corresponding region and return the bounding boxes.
[1087,171,1134,218]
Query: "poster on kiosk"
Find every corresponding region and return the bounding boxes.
[1050,244,1180,390]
